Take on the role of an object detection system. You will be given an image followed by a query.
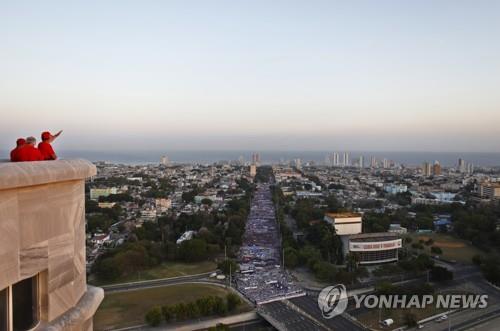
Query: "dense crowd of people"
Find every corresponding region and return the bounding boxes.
[236,184,305,304]
[10,130,62,162]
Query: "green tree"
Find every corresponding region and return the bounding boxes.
[145,306,162,326]
[284,247,299,268]
[481,256,500,286]
[182,188,199,203]
[376,281,395,295]
[198,296,215,315]
[174,302,188,320]
[178,239,208,262]
[213,296,228,315]
[161,305,174,322]
[430,246,442,255]
[201,198,213,206]
[186,302,201,318]
[218,259,239,275]
[93,257,121,281]
[326,195,342,212]
[226,293,241,312]
[312,261,337,282]
[472,254,482,266]
[86,214,113,234]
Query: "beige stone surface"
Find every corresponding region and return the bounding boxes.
[0,190,20,290]
[41,286,104,331]
[0,159,96,191]
[0,159,102,330]
[20,240,49,279]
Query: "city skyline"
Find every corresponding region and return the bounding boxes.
[2,1,500,152]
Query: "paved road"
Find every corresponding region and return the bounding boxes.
[449,307,500,331]
[101,272,221,293]
[407,271,500,331]
[289,295,366,331]
[117,312,262,331]
[258,301,329,331]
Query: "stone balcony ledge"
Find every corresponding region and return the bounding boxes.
[0,158,102,331]
[0,159,96,190]
[40,286,104,331]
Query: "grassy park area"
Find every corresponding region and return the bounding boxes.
[89,261,217,286]
[407,233,482,264]
[94,283,250,330]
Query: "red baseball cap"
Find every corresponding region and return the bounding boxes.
[41,131,52,140]
[16,138,26,146]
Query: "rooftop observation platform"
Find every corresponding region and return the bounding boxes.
[0,159,103,331]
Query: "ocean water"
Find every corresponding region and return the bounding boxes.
[43,150,500,167]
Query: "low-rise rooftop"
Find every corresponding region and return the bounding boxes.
[349,232,399,242]
[325,212,362,219]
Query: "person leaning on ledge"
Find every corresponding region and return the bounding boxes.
[9,138,26,162]
[17,136,43,162]
[38,130,62,160]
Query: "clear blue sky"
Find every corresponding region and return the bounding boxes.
[1,1,499,152]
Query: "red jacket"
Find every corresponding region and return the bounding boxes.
[10,147,23,162]
[38,141,57,160]
[17,145,43,162]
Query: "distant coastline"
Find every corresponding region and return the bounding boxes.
[9,150,497,167]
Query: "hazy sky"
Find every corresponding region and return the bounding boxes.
[1,1,500,152]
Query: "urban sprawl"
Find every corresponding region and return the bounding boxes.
[85,152,500,330]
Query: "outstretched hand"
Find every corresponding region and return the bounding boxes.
[54,130,63,138]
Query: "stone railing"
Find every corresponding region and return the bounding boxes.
[0,159,103,331]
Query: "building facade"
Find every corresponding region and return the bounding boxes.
[345,233,402,265]
[479,182,500,200]
[249,164,257,177]
[89,187,117,201]
[324,212,362,236]
[324,212,402,265]
[0,160,103,331]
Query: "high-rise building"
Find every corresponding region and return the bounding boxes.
[359,155,364,168]
[333,152,340,166]
[294,158,302,170]
[467,163,474,174]
[422,162,432,177]
[433,161,442,176]
[343,152,350,167]
[370,156,377,168]
[383,158,389,169]
[458,158,466,173]
[160,155,170,166]
[252,153,261,165]
[249,164,257,177]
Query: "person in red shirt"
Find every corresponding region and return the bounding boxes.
[10,138,26,162]
[18,136,43,162]
[38,130,62,160]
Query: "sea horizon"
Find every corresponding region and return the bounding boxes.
[2,149,497,167]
